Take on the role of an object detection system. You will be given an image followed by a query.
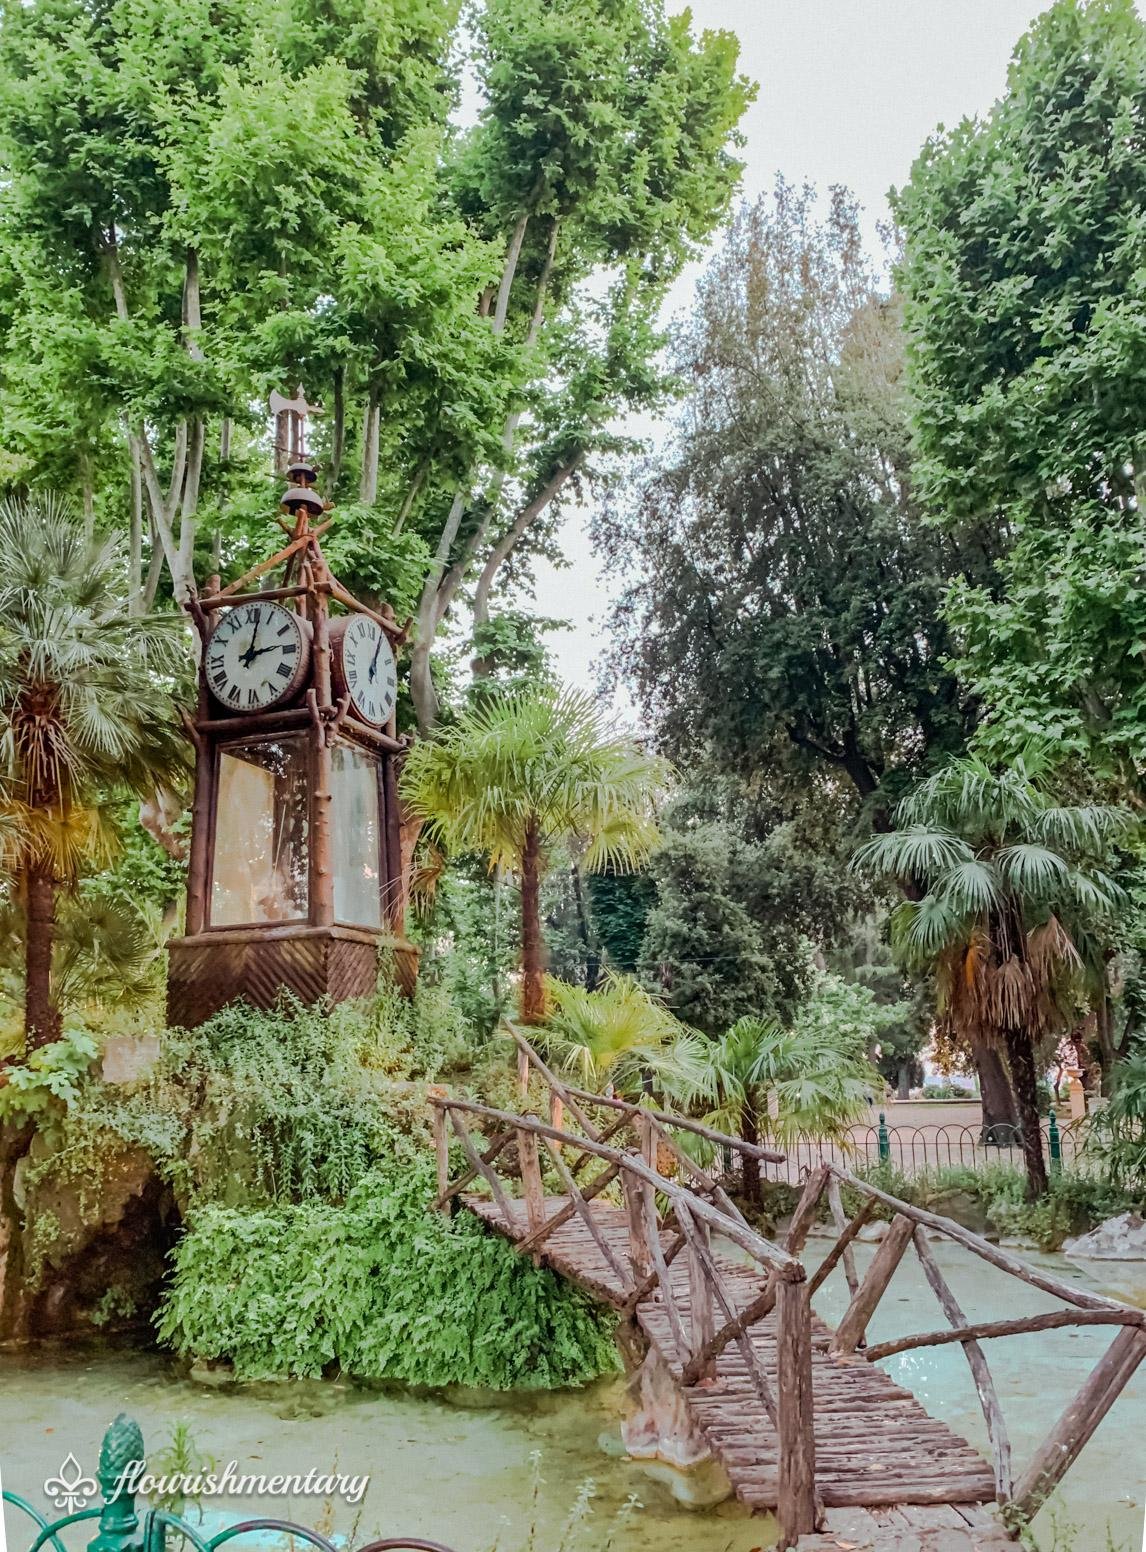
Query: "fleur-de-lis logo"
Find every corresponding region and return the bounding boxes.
[44,1453,98,1513]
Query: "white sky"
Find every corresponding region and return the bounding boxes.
[520,1,1064,703]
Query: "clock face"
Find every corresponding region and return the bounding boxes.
[334,613,398,727]
[204,601,310,713]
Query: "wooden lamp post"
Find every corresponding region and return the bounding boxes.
[167,451,417,1028]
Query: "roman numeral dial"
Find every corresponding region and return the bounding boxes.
[331,613,398,728]
[203,601,310,713]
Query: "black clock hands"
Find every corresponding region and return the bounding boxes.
[368,633,382,682]
[240,608,262,667]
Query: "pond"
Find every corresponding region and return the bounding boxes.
[0,1239,1141,1552]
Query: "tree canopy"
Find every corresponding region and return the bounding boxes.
[895,0,1146,792]
[598,182,991,818]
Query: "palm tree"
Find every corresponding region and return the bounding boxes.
[688,1015,875,1206]
[400,686,665,1022]
[0,496,189,1048]
[854,756,1131,1198]
[537,972,706,1099]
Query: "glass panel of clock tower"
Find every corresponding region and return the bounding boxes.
[211,737,309,926]
[331,742,382,928]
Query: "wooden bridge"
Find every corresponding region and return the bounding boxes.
[429,1035,1146,1551]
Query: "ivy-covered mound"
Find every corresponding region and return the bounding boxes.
[1,990,619,1388]
[160,1153,618,1387]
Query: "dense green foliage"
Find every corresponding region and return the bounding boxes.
[401,686,665,1019]
[599,183,986,817]
[159,1151,619,1388]
[8,991,621,1387]
[850,1160,1137,1253]
[0,495,189,1046]
[0,0,753,734]
[896,0,1146,791]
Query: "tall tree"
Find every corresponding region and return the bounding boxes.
[399,686,665,1022]
[0,496,188,1047]
[895,0,1146,794]
[408,0,754,730]
[854,757,1132,1197]
[599,182,993,819]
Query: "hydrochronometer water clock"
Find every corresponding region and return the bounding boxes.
[331,614,398,727]
[204,599,310,712]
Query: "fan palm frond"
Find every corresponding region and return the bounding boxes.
[853,825,972,881]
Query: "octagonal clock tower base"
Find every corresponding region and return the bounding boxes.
[166,925,420,1030]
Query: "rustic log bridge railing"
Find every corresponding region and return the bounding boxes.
[428,1034,1146,1549]
[800,1163,1146,1526]
[431,1035,823,1547]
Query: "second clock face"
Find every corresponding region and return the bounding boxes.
[335,613,398,727]
[205,601,310,713]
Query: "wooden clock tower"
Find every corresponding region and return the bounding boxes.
[167,455,416,1028]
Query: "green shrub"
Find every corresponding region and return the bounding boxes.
[844,1160,1134,1250]
[158,1150,620,1389]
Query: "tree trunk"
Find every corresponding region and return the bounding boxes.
[359,390,380,504]
[128,437,143,615]
[1094,992,1117,1094]
[971,1033,1018,1138]
[741,1093,761,1207]
[520,818,545,1024]
[897,1062,911,1101]
[569,863,600,992]
[330,368,345,494]
[471,455,585,677]
[24,863,60,1050]
[1003,1026,1049,1200]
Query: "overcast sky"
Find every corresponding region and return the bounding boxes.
[523,1,1062,705]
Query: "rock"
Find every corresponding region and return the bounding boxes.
[102,1034,161,1085]
[1064,1212,1146,1261]
[999,1234,1040,1252]
[1,1125,178,1343]
[621,1346,716,1474]
[856,1220,888,1243]
[922,1187,995,1239]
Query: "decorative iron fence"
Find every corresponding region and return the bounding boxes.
[3,1415,456,1552]
[755,1113,1092,1185]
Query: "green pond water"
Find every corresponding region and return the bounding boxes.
[0,1238,1142,1552]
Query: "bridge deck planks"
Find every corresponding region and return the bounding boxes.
[464,1194,1004,1530]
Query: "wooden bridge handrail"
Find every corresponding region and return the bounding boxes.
[509,1028,787,1164]
[825,1163,1126,1312]
[430,1093,804,1279]
[801,1161,1146,1521]
[863,1305,1146,1364]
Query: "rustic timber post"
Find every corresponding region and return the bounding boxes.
[309,566,334,929]
[686,1215,716,1381]
[1009,1326,1146,1522]
[517,1126,546,1234]
[638,1109,656,1171]
[517,1043,531,1099]
[831,1212,915,1356]
[776,1277,817,1547]
[624,1174,652,1281]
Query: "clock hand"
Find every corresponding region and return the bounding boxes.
[240,610,262,667]
[368,634,382,682]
